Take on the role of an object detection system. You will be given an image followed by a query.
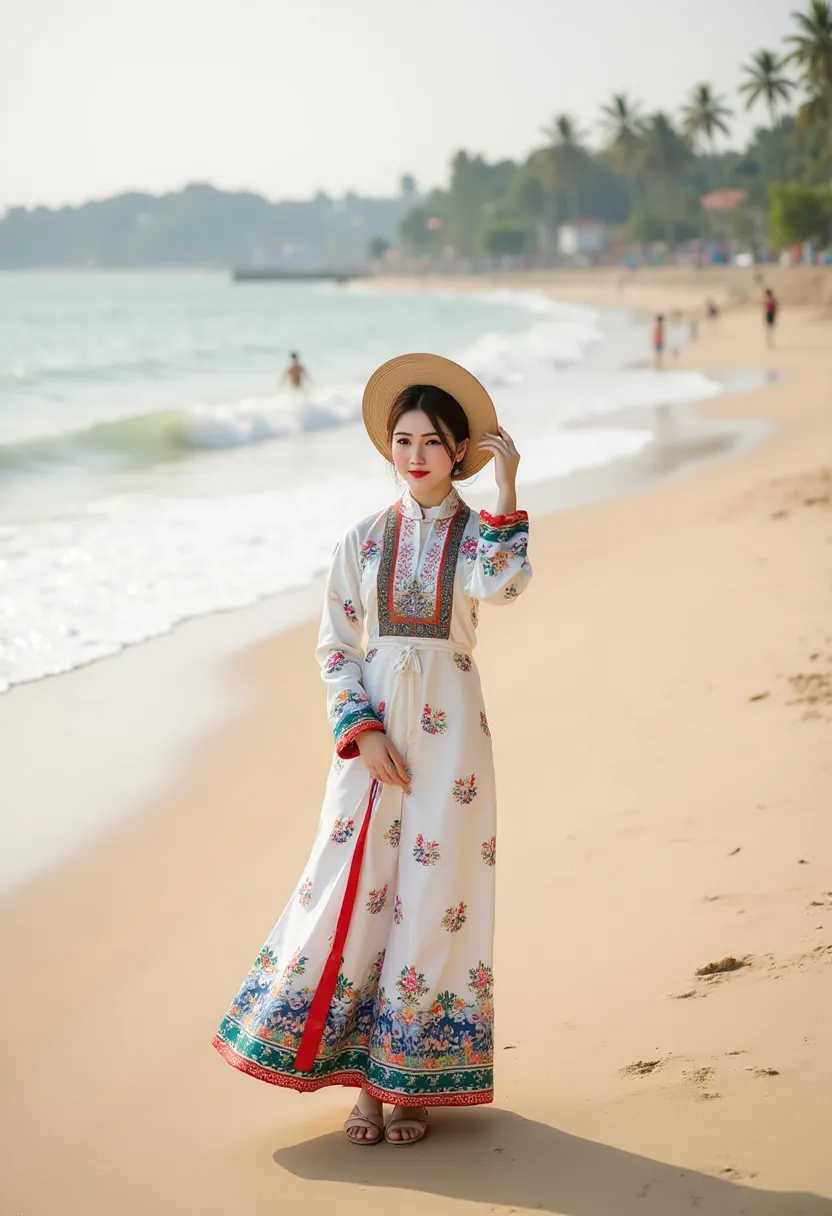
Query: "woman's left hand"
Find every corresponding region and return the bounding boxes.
[478,427,520,491]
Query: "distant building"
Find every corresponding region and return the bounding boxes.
[557,219,609,258]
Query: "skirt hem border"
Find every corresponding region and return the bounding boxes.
[211,1033,494,1108]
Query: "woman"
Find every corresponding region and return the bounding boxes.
[213,353,532,1145]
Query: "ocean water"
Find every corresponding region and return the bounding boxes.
[0,272,721,693]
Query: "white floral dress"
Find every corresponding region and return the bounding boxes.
[213,485,531,1107]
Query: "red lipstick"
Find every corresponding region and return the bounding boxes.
[409,471,429,479]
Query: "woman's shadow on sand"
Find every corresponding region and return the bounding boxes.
[274,1108,830,1215]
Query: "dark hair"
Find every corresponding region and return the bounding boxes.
[387,384,470,477]
[290,351,299,359]
[656,314,665,322]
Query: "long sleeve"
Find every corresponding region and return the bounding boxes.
[465,508,532,605]
[316,527,384,759]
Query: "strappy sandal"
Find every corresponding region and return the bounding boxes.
[343,1103,384,1146]
[384,1106,429,1146]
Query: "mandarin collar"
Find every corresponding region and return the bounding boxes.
[399,485,461,521]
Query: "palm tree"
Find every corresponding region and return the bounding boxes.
[681,83,733,158]
[600,93,645,171]
[639,112,693,246]
[740,51,795,180]
[539,113,590,223]
[786,0,832,95]
[600,92,646,210]
[740,50,795,123]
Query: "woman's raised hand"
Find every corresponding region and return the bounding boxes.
[478,426,520,513]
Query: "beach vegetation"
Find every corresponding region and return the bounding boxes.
[767,182,832,247]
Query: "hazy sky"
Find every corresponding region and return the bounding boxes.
[2,0,801,210]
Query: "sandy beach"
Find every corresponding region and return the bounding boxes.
[1,270,830,1215]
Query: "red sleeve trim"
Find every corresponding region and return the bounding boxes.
[479,509,529,528]
[336,717,385,760]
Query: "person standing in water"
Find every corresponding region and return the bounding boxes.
[763,288,778,348]
[282,351,309,391]
[212,353,531,1146]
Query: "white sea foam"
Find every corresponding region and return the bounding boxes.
[0,283,723,694]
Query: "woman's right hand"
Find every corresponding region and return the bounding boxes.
[356,730,410,793]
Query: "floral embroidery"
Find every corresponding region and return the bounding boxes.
[468,961,494,1000]
[377,700,386,721]
[479,711,491,737]
[282,949,308,981]
[254,946,278,972]
[329,688,369,724]
[330,817,355,844]
[393,896,403,925]
[394,578,434,618]
[332,756,345,774]
[377,503,468,638]
[460,536,479,562]
[395,964,430,1005]
[383,818,400,848]
[325,650,347,674]
[298,878,313,907]
[218,946,493,1098]
[453,652,472,672]
[364,648,378,664]
[366,884,389,915]
[329,685,383,758]
[479,510,529,544]
[510,538,528,559]
[452,774,478,805]
[359,540,380,571]
[481,836,496,866]
[442,901,468,933]
[471,601,479,628]
[412,834,441,866]
[333,970,358,1004]
[504,584,519,600]
[480,549,510,578]
[421,703,448,735]
[342,599,358,625]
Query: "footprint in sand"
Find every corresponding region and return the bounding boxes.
[620,1058,666,1078]
[683,1065,721,1101]
[695,955,751,980]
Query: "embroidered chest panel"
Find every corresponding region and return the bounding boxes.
[376,504,470,638]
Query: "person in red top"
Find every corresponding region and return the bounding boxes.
[763,289,778,348]
[653,314,666,369]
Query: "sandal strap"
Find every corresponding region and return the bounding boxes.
[386,1108,428,1131]
[345,1105,383,1131]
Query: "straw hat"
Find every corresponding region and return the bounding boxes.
[361,353,498,480]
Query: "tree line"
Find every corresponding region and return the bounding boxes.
[398,1,832,259]
[0,181,418,270]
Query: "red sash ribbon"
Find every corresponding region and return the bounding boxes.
[293,779,379,1071]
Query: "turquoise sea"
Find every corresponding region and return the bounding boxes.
[0,272,719,692]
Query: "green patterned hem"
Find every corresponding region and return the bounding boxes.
[214,1016,493,1104]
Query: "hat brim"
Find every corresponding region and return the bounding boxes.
[361,353,498,481]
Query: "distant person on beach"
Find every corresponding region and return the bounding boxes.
[706,298,720,326]
[763,289,778,348]
[653,315,666,369]
[282,351,309,391]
